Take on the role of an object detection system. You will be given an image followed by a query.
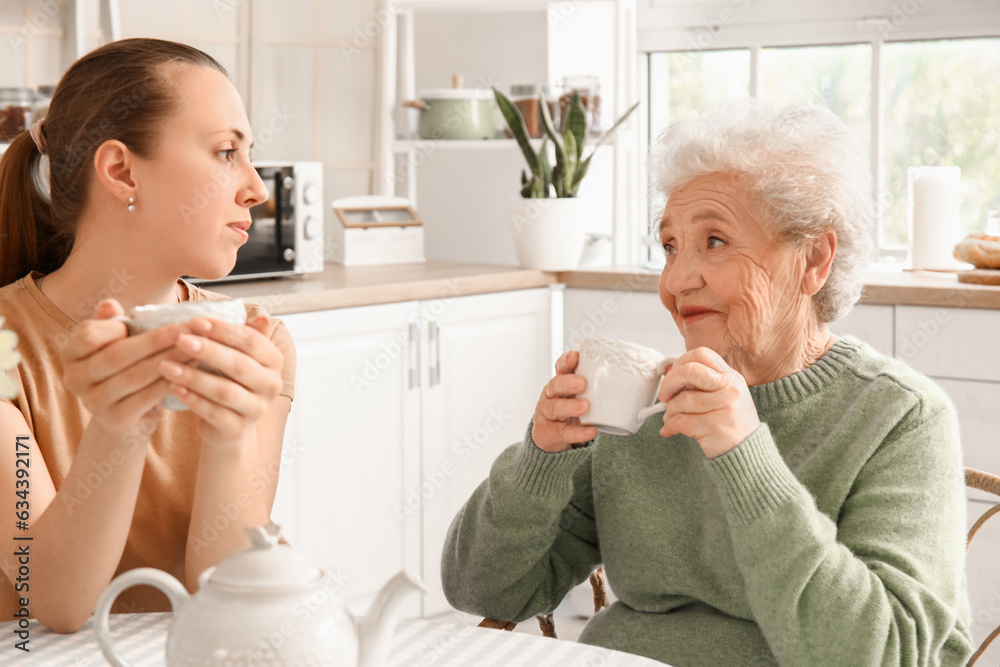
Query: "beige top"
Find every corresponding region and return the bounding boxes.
[0,272,296,619]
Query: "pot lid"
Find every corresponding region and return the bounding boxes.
[207,524,322,590]
[416,88,494,101]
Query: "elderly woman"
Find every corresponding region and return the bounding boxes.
[441,101,973,665]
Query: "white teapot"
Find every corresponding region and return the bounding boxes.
[93,524,424,667]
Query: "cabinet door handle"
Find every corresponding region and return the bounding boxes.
[429,320,441,387]
[408,321,421,390]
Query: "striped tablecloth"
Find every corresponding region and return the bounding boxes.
[0,613,668,666]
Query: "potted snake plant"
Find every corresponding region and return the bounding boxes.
[494,87,639,270]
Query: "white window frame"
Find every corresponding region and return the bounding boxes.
[634,0,1000,263]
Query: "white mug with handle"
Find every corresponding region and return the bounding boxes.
[113,299,247,410]
[575,338,675,436]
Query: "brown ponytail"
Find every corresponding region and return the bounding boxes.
[0,131,61,286]
[0,38,227,288]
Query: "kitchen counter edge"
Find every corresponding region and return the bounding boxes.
[206,263,1000,314]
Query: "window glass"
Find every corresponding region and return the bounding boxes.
[648,49,750,140]
[759,43,872,156]
[883,38,1000,246]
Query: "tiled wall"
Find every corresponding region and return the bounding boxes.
[1,0,379,209]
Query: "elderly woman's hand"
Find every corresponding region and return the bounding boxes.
[531,351,600,453]
[658,347,761,459]
[157,315,284,447]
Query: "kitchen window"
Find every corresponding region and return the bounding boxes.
[645,36,1000,263]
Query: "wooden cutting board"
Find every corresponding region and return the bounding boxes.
[957,269,1000,285]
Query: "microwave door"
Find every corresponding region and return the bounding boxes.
[227,168,294,278]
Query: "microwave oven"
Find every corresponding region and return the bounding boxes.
[191,161,325,283]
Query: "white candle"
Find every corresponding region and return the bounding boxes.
[908,166,961,270]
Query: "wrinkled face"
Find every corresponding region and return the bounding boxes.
[657,173,809,366]
[130,64,267,280]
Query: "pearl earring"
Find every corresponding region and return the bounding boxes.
[127,196,135,212]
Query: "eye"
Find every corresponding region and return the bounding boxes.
[661,238,676,257]
[707,235,726,249]
[218,148,237,161]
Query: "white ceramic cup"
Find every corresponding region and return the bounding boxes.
[575,338,675,436]
[114,299,247,410]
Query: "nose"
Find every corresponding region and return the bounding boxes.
[663,247,704,297]
[239,163,269,209]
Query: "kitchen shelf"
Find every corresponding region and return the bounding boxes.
[391,138,615,152]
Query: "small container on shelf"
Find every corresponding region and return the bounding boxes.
[34,85,56,119]
[559,75,601,135]
[0,87,37,142]
[508,84,561,139]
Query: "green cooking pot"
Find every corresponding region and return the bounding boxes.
[403,89,497,140]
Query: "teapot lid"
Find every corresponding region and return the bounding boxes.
[208,524,322,590]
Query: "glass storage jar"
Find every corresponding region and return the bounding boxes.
[559,75,601,135]
[508,84,560,139]
[0,88,37,142]
[34,85,56,119]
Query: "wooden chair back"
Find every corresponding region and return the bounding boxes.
[966,467,1000,666]
[478,566,610,638]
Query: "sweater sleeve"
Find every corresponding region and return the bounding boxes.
[707,412,973,666]
[440,425,601,623]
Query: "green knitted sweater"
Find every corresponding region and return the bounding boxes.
[441,338,973,666]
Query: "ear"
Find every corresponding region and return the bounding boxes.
[92,140,136,206]
[802,229,837,297]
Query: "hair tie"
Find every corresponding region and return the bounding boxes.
[29,118,47,155]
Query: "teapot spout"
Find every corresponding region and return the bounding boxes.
[358,571,425,667]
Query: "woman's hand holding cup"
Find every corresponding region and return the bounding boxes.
[61,299,194,436]
[157,314,284,448]
[531,351,599,453]
[657,347,760,459]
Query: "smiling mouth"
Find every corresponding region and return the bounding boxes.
[678,307,718,323]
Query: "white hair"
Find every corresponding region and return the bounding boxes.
[648,100,876,323]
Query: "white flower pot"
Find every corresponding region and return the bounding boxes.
[509,197,590,271]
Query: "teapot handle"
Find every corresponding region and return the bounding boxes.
[94,568,191,667]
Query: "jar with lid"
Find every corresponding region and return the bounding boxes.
[0,88,37,142]
[559,75,601,135]
[34,85,56,120]
[507,84,560,139]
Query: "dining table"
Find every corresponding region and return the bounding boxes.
[0,612,669,666]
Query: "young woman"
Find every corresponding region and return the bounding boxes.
[0,38,296,632]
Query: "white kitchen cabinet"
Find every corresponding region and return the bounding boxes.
[966,498,1000,664]
[275,301,423,617]
[936,379,1000,504]
[563,288,682,356]
[419,288,554,615]
[895,306,1000,382]
[274,288,553,617]
[829,304,894,357]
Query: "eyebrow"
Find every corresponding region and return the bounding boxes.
[212,129,254,148]
[659,209,732,234]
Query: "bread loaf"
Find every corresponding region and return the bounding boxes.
[953,234,1000,269]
